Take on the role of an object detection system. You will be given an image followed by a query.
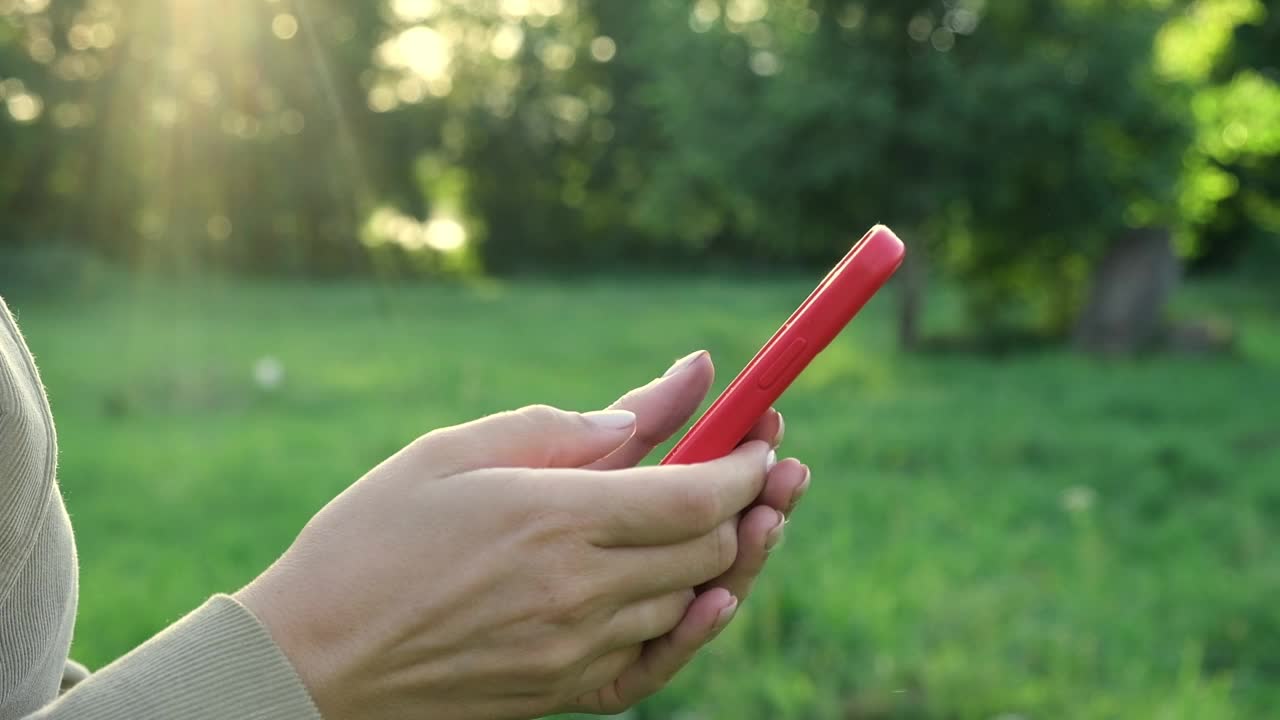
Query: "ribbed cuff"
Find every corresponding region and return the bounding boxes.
[31,595,322,719]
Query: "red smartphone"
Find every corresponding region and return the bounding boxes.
[660,225,905,465]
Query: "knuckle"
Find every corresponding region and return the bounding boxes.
[518,486,573,532]
[546,578,596,627]
[519,403,566,428]
[527,639,580,683]
[402,428,444,460]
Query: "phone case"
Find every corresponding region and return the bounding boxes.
[661,225,905,465]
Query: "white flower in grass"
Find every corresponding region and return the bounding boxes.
[253,356,285,391]
[1061,485,1096,514]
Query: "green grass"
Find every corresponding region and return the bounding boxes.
[8,275,1280,719]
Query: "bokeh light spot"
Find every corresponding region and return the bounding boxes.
[1222,122,1249,150]
[540,42,575,71]
[424,217,467,252]
[391,0,439,22]
[590,36,616,63]
[383,25,451,81]
[726,0,767,25]
[931,27,955,52]
[500,0,531,18]
[690,0,720,32]
[7,92,43,123]
[207,215,233,241]
[750,50,780,77]
[490,24,524,60]
[531,0,564,17]
[272,13,299,40]
[28,37,55,63]
[908,14,933,42]
[368,85,399,113]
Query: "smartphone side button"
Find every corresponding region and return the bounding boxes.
[757,337,808,390]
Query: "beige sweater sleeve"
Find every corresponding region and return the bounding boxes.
[23,596,323,720]
[1,297,322,720]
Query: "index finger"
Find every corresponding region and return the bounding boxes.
[559,440,775,547]
[586,351,715,470]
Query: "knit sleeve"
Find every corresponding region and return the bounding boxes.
[23,595,323,720]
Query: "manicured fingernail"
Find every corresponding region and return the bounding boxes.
[766,449,777,472]
[789,466,811,509]
[765,510,785,551]
[774,412,785,446]
[583,409,636,429]
[713,596,739,630]
[663,350,707,378]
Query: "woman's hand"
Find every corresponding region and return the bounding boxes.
[235,352,809,720]
[567,351,810,713]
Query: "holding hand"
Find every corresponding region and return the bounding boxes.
[236,352,810,720]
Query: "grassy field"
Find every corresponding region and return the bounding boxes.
[8,275,1280,719]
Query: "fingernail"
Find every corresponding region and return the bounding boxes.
[663,350,707,378]
[765,510,785,551]
[789,466,811,509]
[583,409,637,429]
[774,412,785,447]
[713,596,739,630]
[766,449,777,472]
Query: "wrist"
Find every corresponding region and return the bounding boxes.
[235,574,341,718]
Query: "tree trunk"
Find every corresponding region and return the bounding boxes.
[1074,227,1180,354]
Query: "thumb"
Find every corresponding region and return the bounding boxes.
[411,404,637,478]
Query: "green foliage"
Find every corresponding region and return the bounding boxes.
[0,1,397,273]
[629,1,1188,333]
[1,1,1275,319]
[1157,0,1280,268]
[10,275,1279,718]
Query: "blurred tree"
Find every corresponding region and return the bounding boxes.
[0,1,416,274]
[4,0,1273,335]
[625,0,1189,343]
[361,0,670,271]
[1158,0,1280,271]
[0,0,70,243]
